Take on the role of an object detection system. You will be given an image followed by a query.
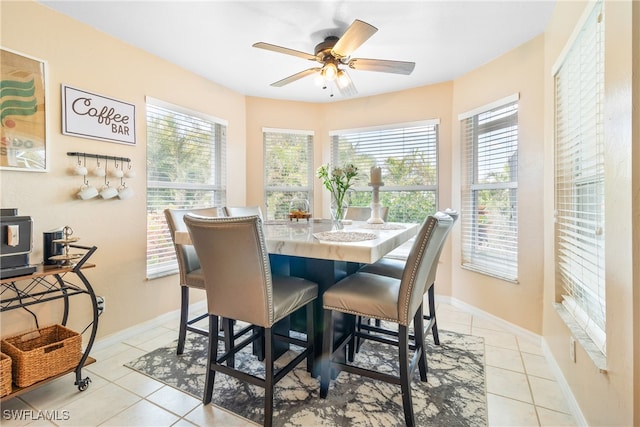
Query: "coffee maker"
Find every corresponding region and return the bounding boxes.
[0,208,37,279]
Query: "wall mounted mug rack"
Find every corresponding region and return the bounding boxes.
[67,152,131,164]
[67,152,134,200]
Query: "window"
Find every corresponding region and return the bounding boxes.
[146,97,226,279]
[460,96,519,281]
[330,121,439,223]
[263,128,313,220]
[553,0,605,357]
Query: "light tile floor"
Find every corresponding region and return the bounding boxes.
[1,303,578,426]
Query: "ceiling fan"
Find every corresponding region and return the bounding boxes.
[252,19,415,97]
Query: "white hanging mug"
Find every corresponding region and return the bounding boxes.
[99,184,118,199]
[125,161,136,178]
[118,184,134,200]
[93,165,106,177]
[77,184,98,200]
[110,167,124,178]
[74,164,88,176]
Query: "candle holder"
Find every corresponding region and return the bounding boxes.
[367,182,385,224]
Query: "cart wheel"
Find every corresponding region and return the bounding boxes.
[77,377,91,391]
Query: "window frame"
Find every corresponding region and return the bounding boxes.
[459,94,519,282]
[263,127,314,221]
[145,96,227,279]
[552,0,606,363]
[329,120,440,224]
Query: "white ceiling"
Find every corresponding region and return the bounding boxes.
[38,1,555,103]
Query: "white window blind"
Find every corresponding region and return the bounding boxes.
[460,97,519,281]
[330,121,439,223]
[554,0,605,355]
[146,98,226,279]
[263,129,313,220]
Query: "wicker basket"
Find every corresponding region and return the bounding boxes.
[1,325,81,388]
[0,352,11,397]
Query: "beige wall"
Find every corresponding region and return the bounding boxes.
[1,1,638,424]
[634,2,640,423]
[0,1,247,338]
[450,35,546,334]
[542,1,639,426]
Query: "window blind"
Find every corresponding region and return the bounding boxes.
[460,98,519,281]
[330,121,439,223]
[263,129,313,220]
[146,99,226,279]
[554,0,605,354]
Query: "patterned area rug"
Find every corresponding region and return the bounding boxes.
[125,329,486,426]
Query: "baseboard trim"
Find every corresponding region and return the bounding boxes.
[438,295,541,344]
[540,339,589,427]
[91,300,207,353]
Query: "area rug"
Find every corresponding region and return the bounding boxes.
[125,329,486,426]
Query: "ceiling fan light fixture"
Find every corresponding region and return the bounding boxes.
[322,62,338,81]
[336,70,350,89]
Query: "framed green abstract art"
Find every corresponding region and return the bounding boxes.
[1,48,48,172]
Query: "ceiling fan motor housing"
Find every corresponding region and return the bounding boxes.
[315,36,341,62]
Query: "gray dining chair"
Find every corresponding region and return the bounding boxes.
[319,212,455,427]
[224,205,264,219]
[359,209,458,346]
[183,214,318,427]
[164,206,224,355]
[344,206,389,222]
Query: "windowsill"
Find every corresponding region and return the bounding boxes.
[461,263,519,284]
[554,303,607,373]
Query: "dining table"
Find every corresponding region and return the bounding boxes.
[175,218,418,374]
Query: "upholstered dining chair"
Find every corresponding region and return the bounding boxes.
[183,214,318,427]
[164,206,225,355]
[319,212,455,427]
[224,205,264,219]
[359,209,457,346]
[344,206,389,222]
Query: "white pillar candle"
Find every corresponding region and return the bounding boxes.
[370,166,382,184]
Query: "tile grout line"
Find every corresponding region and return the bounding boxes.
[516,332,543,426]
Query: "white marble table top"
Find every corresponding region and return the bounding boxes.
[175,219,418,264]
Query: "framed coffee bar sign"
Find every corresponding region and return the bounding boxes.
[62,85,136,145]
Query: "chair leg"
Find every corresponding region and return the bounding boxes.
[264,327,274,427]
[222,317,235,368]
[413,305,428,381]
[177,286,189,355]
[306,303,315,373]
[426,284,440,345]
[347,315,356,363]
[319,309,334,399]
[355,316,364,354]
[203,314,218,404]
[399,325,416,427]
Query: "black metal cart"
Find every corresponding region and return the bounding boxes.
[0,244,99,400]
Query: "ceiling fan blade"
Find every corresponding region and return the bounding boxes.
[336,70,358,97]
[348,58,416,75]
[331,19,378,59]
[271,68,322,87]
[252,42,316,61]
